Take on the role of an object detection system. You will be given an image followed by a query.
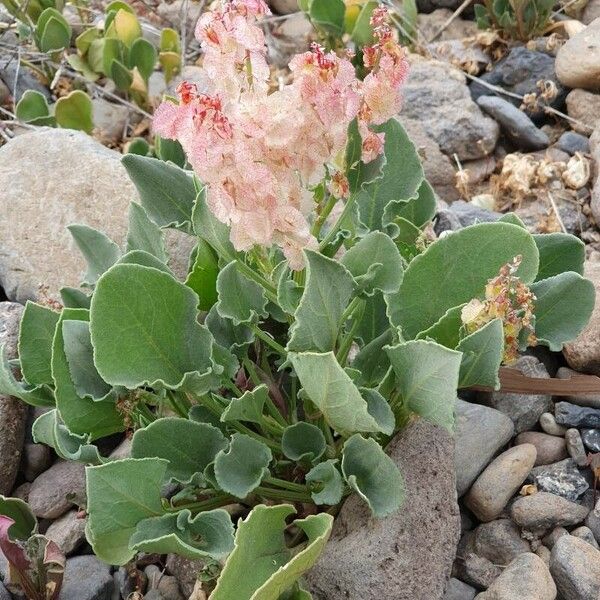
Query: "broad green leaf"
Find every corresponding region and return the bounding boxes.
[68,54,100,83]
[287,251,355,353]
[309,0,345,35]
[126,137,150,156]
[221,385,268,424]
[130,508,234,560]
[386,222,539,338]
[155,136,186,168]
[205,305,254,357]
[126,202,167,262]
[111,59,133,91]
[55,90,94,133]
[350,1,378,44]
[105,1,135,14]
[90,263,214,389]
[211,504,333,600]
[128,37,156,80]
[132,417,227,484]
[60,287,91,309]
[67,224,121,286]
[215,261,268,326]
[341,434,404,517]
[345,119,386,194]
[305,460,344,505]
[385,340,462,429]
[355,292,390,345]
[415,305,464,348]
[276,263,303,316]
[289,351,384,434]
[86,457,166,565]
[18,301,59,386]
[189,405,223,430]
[384,178,437,231]
[531,272,595,351]
[534,233,585,281]
[38,11,71,51]
[352,329,392,387]
[214,433,272,498]
[113,8,141,45]
[75,26,100,54]
[341,231,403,296]
[185,240,219,311]
[499,212,526,227]
[456,318,503,389]
[160,27,180,52]
[15,90,52,124]
[117,249,172,273]
[122,154,196,230]
[101,37,123,76]
[360,388,395,435]
[281,422,326,463]
[0,495,36,540]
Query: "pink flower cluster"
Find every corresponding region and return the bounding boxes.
[154,0,409,269]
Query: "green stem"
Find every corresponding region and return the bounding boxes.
[336,299,365,366]
[339,296,363,328]
[318,192,358,251]
[235,260,278,303]
[311,193,338,238]
[167,391,188,418]
[242,358,287,427]
[251,325,288,357]
[255,486,313,503]
[263,476,309,494]
[136,402,157,423]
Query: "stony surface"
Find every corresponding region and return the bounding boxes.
[555,18,600,91]
[0,582,11,600]
[443,578,477,600]
[59,555,114,600]
[454,400,514,497]
[540,413,568,436]
[530,459,589,501]
[474,553,556,600]
[435,201,500,235]
[555,402,600,428]
[472,519,530,566]
[583,0,600,23]
[511,492,589,532]
[571,525,600,549]
[306,419,460,599]
[45,509,87,555]
[550,535,600,599]
[453,552,502,590]
[464,444,537,522]
[145,565,186,600]
[416,9,479,40]
[565,429,588,466]
[22,441,52,482]
[556,367,600,409]
[92,98,130,144]
[514,432,567,466]
[586,504,600,541]
[543,526,569,549]
[557,131,590,155]
[565,89,600,134]
[165,555,206,598]
[0,57,51,102]
[582,428,600,452]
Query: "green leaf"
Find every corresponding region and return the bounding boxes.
[350,1,378,44]
[113,8,141,46]
[385,339,462,429]
[456,318,503,389]
[281,422,326,463]
[60,287,91,309]
[67,224,121,286]
[211,504,333,600]
[360,387,395,435]
[205,305,254,357]
[221,385,268,424]
[305,460,343,505]
[130,508,234,560]
[355,292,389,345]
[15,90,53,125]
[155,136,186,168]
[18,301,59,386]
[55,90,94,133]
[215,261,268,326]
[341,434,404,517]
[534,232,585,281]
[122,154,196,230]
[126,137,151,156]
[415,305,464,348]
[289,351,384,434]
[499,212,526,228]
[128,37,156,80]
[100,37,123,76]
[0,495,37,540]
[345,119,386,195]
[160,27,180,52]
[126,202,167,262]
[75,26,100,54]
[185,241,219,311]
[38,9,71,51]
[309,0,345,35]
[276,264,303,316]
[531,272,595,351]
[132,417,227,484]
[386,222,539,339]
[287,251,354,353]
[117,249,172,273]
[111,59,133,91]
[86,457,166,565]
[214,433,272,498]
[384,178,437,231]
[352,329,392,387]
[90,263,214,389]
[341,231,403,296]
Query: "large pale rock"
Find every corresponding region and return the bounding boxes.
[511,492,589,532]
[306,419,460,600]
[566,89,600,134]
[555,18,600,91]
[416,9,479,40]
[550,535,600,599]
[0,128,194,303]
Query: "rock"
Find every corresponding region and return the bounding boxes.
[0,129,194,303]
[536,545,552,565]
[472,519,531,566]
[571,525,600,549]
[556,367,600,409]
[0,59,51,102]
[543,526,569,549]
[565,429,588,467]
[586,503,600,541]
[115,565,147,599]
[511,492,589,531]
[564,262,600,374]
[0,78,9,105]
[0,302,27,495]
[557,132,591,155]
[470,47,567,123]
[583,0,600,24]
[92,98,130,143]
[530,459,589,501]
[59,555,113,600]
[267,0,298,13]
[515,432,568,466]
[416,0,473,14]
[555,402,600,428]
[565,89,600,134]
[45,510,87,555]
[28,459,86,519]
[444,578,477,600]
[306,419,460,600]
[22,441,52,482]
[165,555,206,597]
[474,553,556,600]
[476,95,550,151]
[12,482,30,502]
[145,564,185,599]
[582,428,600,452]
[555,18,600,92]
[454,399,515,497]
[464,444,537,522]
[0,582,11,600]
[435,200,501,235]
[453,553,502,590]
[427,40,491,75]
[550,534,600,599]
[484,356,552,434]
[399,56,499,161]
[416,9,479,40]
[156,0,203,30]
[540,412,568,436]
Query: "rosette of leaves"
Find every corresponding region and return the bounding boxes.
[0,117,594,598]
[474,0,555,40]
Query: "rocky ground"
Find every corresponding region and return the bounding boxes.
[1,0,600,598]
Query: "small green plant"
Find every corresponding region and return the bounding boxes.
[474,0,555,40]
[1,0,63,27]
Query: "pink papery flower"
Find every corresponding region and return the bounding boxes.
[154,0,409,269]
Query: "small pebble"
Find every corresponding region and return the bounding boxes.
[515,431,567,466]
[556,131,590,155]
[582,429,600,452]
[565,428,588,467]
[472,519,530,566]
[540,412,567,436]
[530,459,589,501]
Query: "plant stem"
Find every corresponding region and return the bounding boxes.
[263,476,309,494]
[336,299,365,366]
[235,260,278,303]
[251,325,288,357]
[318,192,357,251]
[167,391,188,418]
[311,193,338,238]
[255,486,313,503]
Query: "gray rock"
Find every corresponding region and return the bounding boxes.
[543,526,569,549]
[586,503,600,541]
[555,402,600,428]
[530,459,589,501]
[59,555,113,600]
[91,98,130,143]
[557,132,591,155]
[417,9,479,41]
[28,459,86,519]
[306,419,460,600]
[571,525,600,549]
[550,534,600,599]
[0,58,52,102]
[444,578,477,600]
[582,429,600,452]
[453,553,501,590]
[0,302,27,495]
[565,429,588,467]
[399,56,499,161]
[465,444,537,522]
[584,0,600,24]
[454,400,514,497]
[511,492,589,532]
[267,0,298,14]
[22,442,52,482]
[45,509,87,555]
[566,89,600,135]
[515,432,568,466]
[415,0,469,14]
[115,565,147,599]
[165,555,206,597]
[474,553,556,600]
[435,200,501,235]
[146,564,184,599]
[0,582,11,600]
[472,519,531,566]
[556,367,600,409]
[476,95,550,151]
[540,412,568,437]
[536,545,552,566]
